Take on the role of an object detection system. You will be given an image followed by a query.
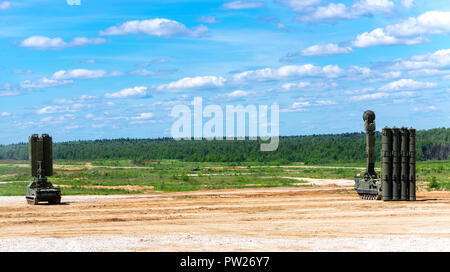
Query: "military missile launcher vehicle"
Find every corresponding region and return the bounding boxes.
[354,111,416,201]
[26,134,61,205]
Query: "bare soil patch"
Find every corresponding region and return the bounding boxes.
[0,184,449,251]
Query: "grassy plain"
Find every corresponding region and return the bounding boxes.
[0,159,448,196]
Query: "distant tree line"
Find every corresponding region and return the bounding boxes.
[0,128,448,164]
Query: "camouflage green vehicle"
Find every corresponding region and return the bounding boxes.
[354,111,417,201]
[26,134,61,205]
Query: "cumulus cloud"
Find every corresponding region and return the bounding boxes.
[105,86,149,98]
[156,76,226,91]
[353,28,427,47]
[301,43,354,56]
[21,78,73,89]
[222,1,264,10]
[378,79,437,91]
[99,18,208,38]
[52,69,121,80]
[232,64,343,82]
[349,91,415,101]
[282,98,337,112]
[353,11,450,47]
[1,112,10,116]
[0,1,10,10]
[225,90,252,98]
[36,104,89,115]
[21,69,121,89]
[390,49,450,70]
[299,0,394,22]
[281,82,311,90]
[20,36,107,50]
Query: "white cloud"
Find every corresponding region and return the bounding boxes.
[65,125,79,129]
[282,82,310,90]
[412,105,437,112]
[353,11,450,47]
[130,69,175,76]
[37,103,91,115]
[353,28,427,47]
[379,79,436,91]
[105,86,149,98]
[37,106,70,115]
[316,100,337,105]
[407,69,450,77]
[222,1,264,10]
[349,91,415,101]
[20,36,106,50]
[21,78,73,89]
[1,112,10,116]
[225,90,252,98]
[301,43,354,56]
[300,0,394,22]
[156,76,226,91]
[132,112,153,120]
[0,1,10,10]
[349,92,390,101]
[67,0,81,6]
[22,69,121,89]
[233,64,343,81]
[52,69,109,80]
[0,90,19,96]
[197,16,219,24]
[401,0,414,8]
[282,97,337,112]
[0,84,19,96]
[99,18,208,38]
[13,69,33,74]
[391,49,450,70]
[277,0,321,12]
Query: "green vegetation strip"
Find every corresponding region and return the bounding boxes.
[0,160,448,196]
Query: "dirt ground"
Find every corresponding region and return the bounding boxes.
[0,182,449,252]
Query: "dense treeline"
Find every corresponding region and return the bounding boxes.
[0,128,448,164]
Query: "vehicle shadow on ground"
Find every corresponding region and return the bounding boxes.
[35,202,71,205]
[415,199,439,202]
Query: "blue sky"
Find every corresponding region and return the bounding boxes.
[0,0,449,144]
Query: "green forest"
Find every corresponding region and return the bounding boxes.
[0,128,448,164]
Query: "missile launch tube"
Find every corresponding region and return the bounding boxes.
[29,134,39,177]
[409,128,416,201]
[42,134,53,177]
[392,128,401,201]
[400,128,410,201]
[381,127,393,201]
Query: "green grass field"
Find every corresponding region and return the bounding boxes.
[0,159,448,196]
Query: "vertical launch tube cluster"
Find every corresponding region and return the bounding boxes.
[29,134,53,178]
[381,127,416,201]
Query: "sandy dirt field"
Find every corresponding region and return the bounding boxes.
[0,182,449,252]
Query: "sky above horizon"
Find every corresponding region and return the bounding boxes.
[0,0,449,144]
